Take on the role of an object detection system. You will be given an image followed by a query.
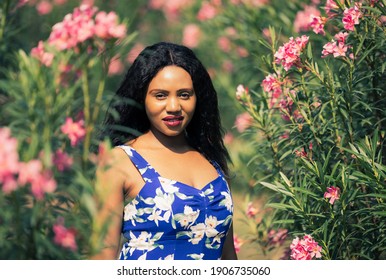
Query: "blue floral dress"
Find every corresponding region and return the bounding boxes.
[117,145,233,260]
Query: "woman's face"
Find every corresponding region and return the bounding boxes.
[145,66,197,137]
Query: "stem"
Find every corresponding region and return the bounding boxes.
[0,0,11,44]
[90,73,106,133]
[82,66,91,164]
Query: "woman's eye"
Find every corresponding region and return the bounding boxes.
[179,92,191,99]
[155,93,166,99]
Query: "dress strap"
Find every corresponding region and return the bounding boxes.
[117,145,160,179]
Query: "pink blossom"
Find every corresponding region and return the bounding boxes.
[30,170,57,200]
[322,39,350,58]
[60,117,86,146]
[234,112,253,133]
[268,228,288,246]
[223,132,234,145]
[324,186,340,204]
[48,5,98,50]
[274,35,309,71]
[182,24,202,48]
[126,43,145,64]
[197,1,218,21]
[342,6,362,31]
[36,1,52,15]
[324,0,342,18]
[18,160,43,186]
[322,41,337,57]
[94,11,126,39]
[217,36,232,53]
[53,219,78,251]
[246,202,259,218]
[0,127,20,193]
[261,74,282,108]
[31,41,54,67]
[290,234,322,260]
[108,56,124,76]
[235,84,249,101]
[309,15,327,35]
[334,31,349,43]
[233,234,243,254]
[294,5,321,33]
[53,149,73,171]
[222,60,234,73]
[332,41,348,57]
[236,46,249,57]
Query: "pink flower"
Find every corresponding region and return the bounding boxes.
[235,84,249,101]
[30,170,57,200]
[342,6,362,31]
[236,46,249,57]
[324,186,340,204]
[233,234,243,254]
[217,36,232,53]
[322,41,337,57]
[94,11,126,39]
[294,5,321,33]
[31,41,54,67]
[268,228,288,246]
[60,117,86,146]
[334,31,349,43]
[126,43,145,64]
[246,202,259,218]
[53,149,73,171]
[223,132,234,145]
[332,42,348,57]
[309,15,327,35]
[324,0,341,18]
[0,127,20,193]
[182,24,202,48]
[18,160,43,186]
[290,234,322,260]
[108,56,124,76]
[53,219,78,251]
[197,1,218,21]
[274,35,309,71]
[48,5,98,50]
[261,74,282,108]
[36,1,53,15]
[234,112,253,133]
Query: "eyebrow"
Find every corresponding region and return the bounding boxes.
[148,88,194,94]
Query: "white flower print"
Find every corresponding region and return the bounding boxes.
[124,200,138,223]
[220,191,233,212]
[128,231,163,256]
[205,216,220,238]
[128,232,154,255]
[188,253,204,260]
[154,188,174,211]
[189,223,206,244]
[177,205,200,228]
[159,178,180,194]
[148,209,164,226]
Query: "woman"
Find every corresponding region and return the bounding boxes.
[93,42,237,260]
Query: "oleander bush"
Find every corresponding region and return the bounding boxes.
[224,0,386,259]
[0,0,384,260]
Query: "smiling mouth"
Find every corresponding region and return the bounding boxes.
[162,116,184,126]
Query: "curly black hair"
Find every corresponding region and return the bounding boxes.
[101,42,231,177]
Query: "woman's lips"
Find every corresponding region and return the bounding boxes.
[162,116,184,127]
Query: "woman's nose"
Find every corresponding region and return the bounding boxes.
[166,96,181,112]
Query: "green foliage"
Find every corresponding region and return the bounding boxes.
[228,0,386,259]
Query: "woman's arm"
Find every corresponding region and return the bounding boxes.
[90,148,126,259]
[221,223,238,260]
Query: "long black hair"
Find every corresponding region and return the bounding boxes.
[102,42,231,177]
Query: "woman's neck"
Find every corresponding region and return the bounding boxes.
[140,128,191,153]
